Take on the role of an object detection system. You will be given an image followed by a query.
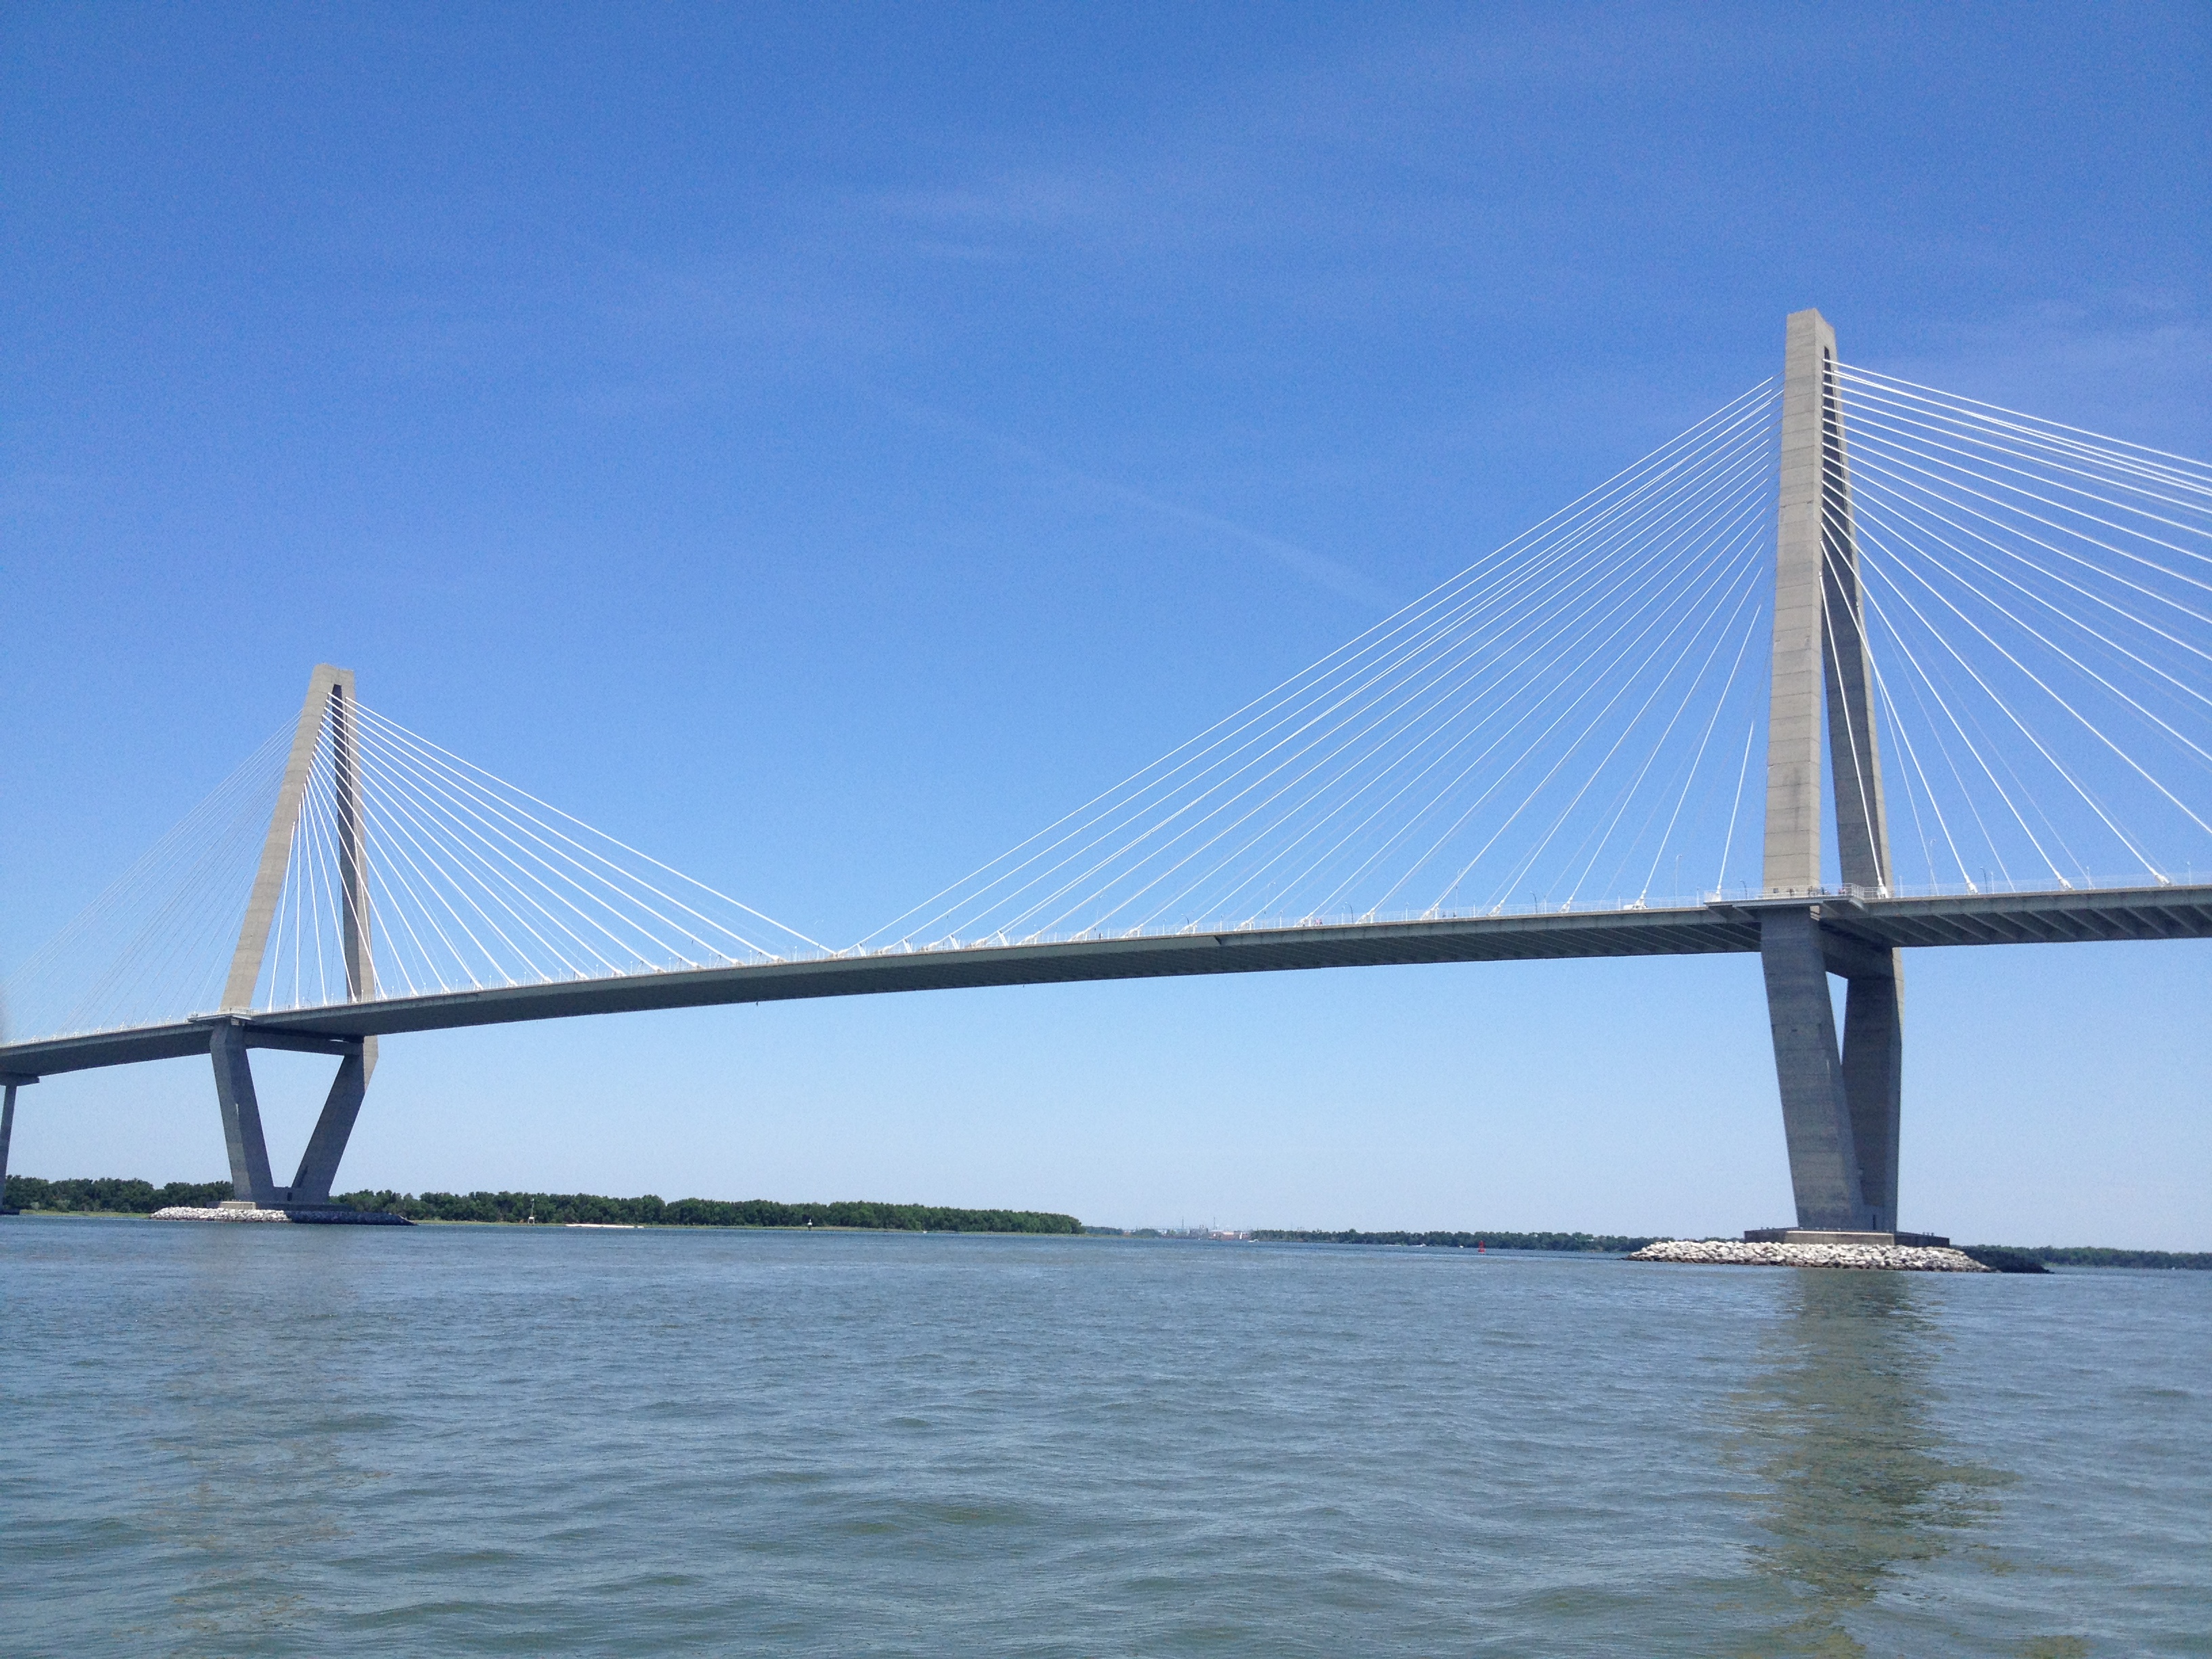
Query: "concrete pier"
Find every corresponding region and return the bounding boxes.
[1743,1228,1950,1247]
[1629,1238,1986,1271]
[152,1204,411,1224]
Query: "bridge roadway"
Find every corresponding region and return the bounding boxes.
[5,882,2209,1081]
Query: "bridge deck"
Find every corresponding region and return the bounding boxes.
[5,884,2207,1080]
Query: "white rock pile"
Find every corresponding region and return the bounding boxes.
[1626,1238,1991,1272]
[152,1205,291,1223]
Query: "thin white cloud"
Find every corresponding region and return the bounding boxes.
[872,386,1397,609]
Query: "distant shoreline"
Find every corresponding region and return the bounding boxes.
[7,1179,2207,1267]
[1252,1228,2212,1271]
[1256,1227,1660,1254]
[3,1177,1080,1235]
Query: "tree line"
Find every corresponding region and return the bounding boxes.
[327,1190,1085,1232]
[1,1176,1080,1233]
[1995,1244,2212,1270]
[4,1176,233,1213]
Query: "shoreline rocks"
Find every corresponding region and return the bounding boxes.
[1626,1238,1992,1272]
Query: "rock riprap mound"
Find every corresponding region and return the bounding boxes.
[1626,1238,1991,1271]
[151,1205,410,1225]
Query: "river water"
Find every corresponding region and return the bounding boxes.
[3,1220,2206,1656]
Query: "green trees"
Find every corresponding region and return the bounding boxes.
[322,1189,1084,1233]
[1996,1245,2212,1270]
[2,1175,1082,1231]
[2,1176,232,1214]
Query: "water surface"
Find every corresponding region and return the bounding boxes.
[3,1220,2205,1655]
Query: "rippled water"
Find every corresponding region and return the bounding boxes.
[3,1220,2206,1656]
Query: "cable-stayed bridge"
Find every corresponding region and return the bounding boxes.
[4,310,2209,1235]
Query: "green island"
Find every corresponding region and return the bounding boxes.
[1,1176,1080,1234]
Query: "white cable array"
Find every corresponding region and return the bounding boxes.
[864,365,2212,949]
[860,384,1786,949]
[250,701,829,1013]
[3,702,825,1042]
[1831,361,2212,894]
[1,724,293,1044]
[10,363,2207,1042]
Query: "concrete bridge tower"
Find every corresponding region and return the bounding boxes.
[1755,309,1908,1238]
[209,664,379,1209]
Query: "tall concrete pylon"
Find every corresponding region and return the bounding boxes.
[1758,310,1904,1233]
[213,664,378,1208]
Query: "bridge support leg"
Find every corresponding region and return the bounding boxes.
[288,1038,375,1207]
[1,1082,18,1210]
[1840,956,1903,1233]
[1759,907,1872,1231]
[210,1022,280,1206]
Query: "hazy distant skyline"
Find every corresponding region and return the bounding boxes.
[5,3,2207,1243]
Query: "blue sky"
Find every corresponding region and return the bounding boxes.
[5,2,2207,1244]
